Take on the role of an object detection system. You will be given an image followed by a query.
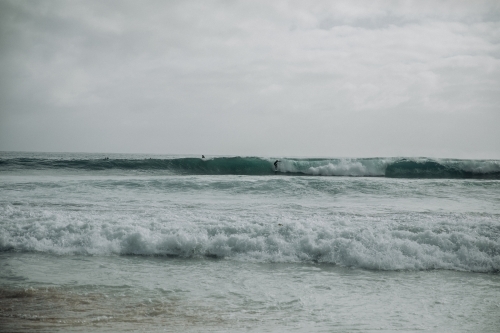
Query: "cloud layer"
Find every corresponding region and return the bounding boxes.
[1,0,499,157]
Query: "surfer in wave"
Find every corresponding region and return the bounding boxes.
[274,160,280,171]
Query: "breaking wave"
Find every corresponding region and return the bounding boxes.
[0,205,499,272]
[1,156,500,179]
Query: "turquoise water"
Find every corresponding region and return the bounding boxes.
[1,152,499,332]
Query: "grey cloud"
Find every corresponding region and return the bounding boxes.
[1,0,499,158]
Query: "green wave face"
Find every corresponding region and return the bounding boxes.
[0,156,279,175]
[163,157,276,175]
[385,159,500,179]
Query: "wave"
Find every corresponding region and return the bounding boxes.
[1,156,500,179]
[385,159,500,179]
[1,205,499,272]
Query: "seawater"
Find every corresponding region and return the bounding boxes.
[1,152,499,332]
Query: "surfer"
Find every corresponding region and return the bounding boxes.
[202,155,205,158]
[274,160,280,171]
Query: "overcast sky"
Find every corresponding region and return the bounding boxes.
[1,0,499,158]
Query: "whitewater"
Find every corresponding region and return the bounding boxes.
[1,152,499,332]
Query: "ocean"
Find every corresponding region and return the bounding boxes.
[1,152,499,332]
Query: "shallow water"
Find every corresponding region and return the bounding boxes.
[1,152,499,332]
[2,254,500,332]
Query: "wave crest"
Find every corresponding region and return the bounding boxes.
[1,206,498,272]
[1,156,499,179]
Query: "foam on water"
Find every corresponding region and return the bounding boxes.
[1,204,498,272]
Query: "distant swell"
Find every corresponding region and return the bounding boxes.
[1,156,500,179]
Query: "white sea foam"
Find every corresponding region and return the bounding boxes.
[307,161,374,176]
[276,158,389,176]
[446,159,500,174]
[1,205,498,272]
